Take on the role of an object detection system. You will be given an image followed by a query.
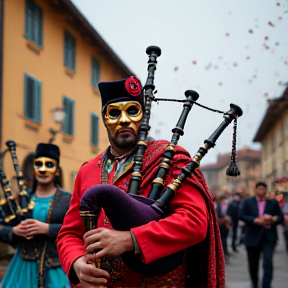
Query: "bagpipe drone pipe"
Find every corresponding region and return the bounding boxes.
[0,140,34,225]
[79,46,243,275]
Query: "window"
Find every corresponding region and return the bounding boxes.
[284,115,288,139]
[91,57,100,88]
[24,73,41,123]
[64,31,76,71]
[25,0,43,47]
[62,96,75,136]
[91,113,99,146]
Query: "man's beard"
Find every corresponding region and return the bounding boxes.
[107,130,138,151]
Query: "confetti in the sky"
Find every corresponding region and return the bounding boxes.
[268,21,275,27]
[264,36,269,40]
[192,60,197,65]
[205,62,212,70]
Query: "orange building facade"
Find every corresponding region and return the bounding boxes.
[0,0,133,191]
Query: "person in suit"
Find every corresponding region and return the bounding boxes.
[227,192,243,252]
[239,181,283,288]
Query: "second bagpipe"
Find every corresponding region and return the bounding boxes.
[0,140,34,225]
[80,45,243,275]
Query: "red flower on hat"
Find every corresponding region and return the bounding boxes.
[125,76,142,96]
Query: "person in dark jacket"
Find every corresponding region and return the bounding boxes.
[0,143,71,288]
[227,192,243,252]
[239,181,283,288]
[216,194,231,259]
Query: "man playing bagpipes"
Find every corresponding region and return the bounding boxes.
[56,72,228,287]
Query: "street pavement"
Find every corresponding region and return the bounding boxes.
[225,230,288,288]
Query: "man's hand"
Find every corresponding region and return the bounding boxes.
[84,228,134,258]
[263,214,280,226]
[21,219,49,238]
[73,255,110,286]
[254,217,265,226]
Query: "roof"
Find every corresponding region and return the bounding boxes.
[201,146,261,171]
[253,86,288,142]
[51,0,134,76]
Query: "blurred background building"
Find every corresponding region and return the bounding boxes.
[254,86,288,191]
[201,146,261,196]
[0,0,134,192]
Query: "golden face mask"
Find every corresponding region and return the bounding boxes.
[34,157,58,177]
[104,101,143,137]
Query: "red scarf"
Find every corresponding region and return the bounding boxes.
[188,169,225,288]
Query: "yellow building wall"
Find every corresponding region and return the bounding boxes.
[2,0,129,191]
[261,113,288,191]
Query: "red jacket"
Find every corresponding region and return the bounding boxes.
[56,140,224,287]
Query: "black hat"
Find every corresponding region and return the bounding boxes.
[34,143,60,165]
[98,76,144,111]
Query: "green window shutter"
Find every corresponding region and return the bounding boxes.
[71,36,76,70]
[64,32,69,67]
[62,96,75,136]
[91,57,100,88]
[24,0,43,48]
[34,80,42,123]
[24,73,42,124]
[64,32,76,71]
[25,0,32,39]
[34,5,43,47]
[91,113,99,146]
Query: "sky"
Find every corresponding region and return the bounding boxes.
[71,0,288,165]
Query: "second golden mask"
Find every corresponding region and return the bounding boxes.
[34,157,58,177]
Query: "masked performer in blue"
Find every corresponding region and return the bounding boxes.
[0,143,71,288]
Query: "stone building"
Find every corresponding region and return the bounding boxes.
[201,146,261,196]
[253,86,288,191]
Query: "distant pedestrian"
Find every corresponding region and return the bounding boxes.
[227,192,243,252]
[216,194,231,259]
[239,181,283,288]
[274,177,288,254]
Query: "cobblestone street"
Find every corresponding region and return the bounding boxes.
[225,229,288,288]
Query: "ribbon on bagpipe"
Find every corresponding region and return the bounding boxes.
[0,141,34,225]
[79,46,243,275]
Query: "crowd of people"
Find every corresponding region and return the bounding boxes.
[214,181,288,288]
[0,75,287,288]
